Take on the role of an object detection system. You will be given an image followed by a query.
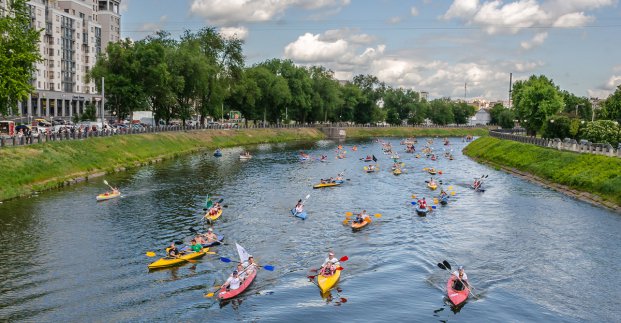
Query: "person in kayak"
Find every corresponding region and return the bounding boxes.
[439,190,448,198]
[452,266,470,291]
[294,199,304,214]
[473,179,482,190]
[242,256,257,274]
[320,252,340,275]
[204,227,219,243]
[223,270,242,291]
[195,233,208,245]
[189,239,203,252]
[167,242,181,257]
[418,198,428,209]
[354,210,370,223]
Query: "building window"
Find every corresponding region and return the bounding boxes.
[56,15,59,22]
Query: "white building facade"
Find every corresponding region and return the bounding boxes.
[14,0,120,121]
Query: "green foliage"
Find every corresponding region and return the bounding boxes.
[452,102,476,124]
[512,75,564,136]
[541,115,572,139]
[582,120,621,146]
[464,137,621,206]
[428,98,454,125]
[346,126,488,138]
[560,90,592,120]
[600,85,621,122]
[81,102,97,121]
[0,0,42,115]
[498,109,515,129]
[489,103,505,125]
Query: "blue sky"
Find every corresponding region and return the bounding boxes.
[120,0,621,101]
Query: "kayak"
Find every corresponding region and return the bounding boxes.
[214,150,222,157]
[204,208,223,222]
[427,169,437,175]
[363,166,379,173]
[440,195,449,205]
[415,205,429,216]
[393,168,402,175]
[427,182,438,190]
[363,158,373,162]
[470,185,485,192]
[203,235,225,248]
[147,248,209,269]
[96,191,121,201]
[313,180,344,189]
[239,154,252,160]
[291,208,307,220]
[218,268,257,300]
[447,275,470,306]
[351,218,371,230]
[317,268,341,293]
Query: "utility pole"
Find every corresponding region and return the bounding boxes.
[464,82,467,100]
[509,73,513,109]
[101,77,105,123]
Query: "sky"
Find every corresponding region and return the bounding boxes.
[120,0,621,102]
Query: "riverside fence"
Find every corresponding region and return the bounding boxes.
[0,123,485,148]
[489,129,621,158]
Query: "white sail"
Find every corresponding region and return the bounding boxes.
[236,243,251,263]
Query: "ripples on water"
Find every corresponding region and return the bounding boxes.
[0,137,619,322]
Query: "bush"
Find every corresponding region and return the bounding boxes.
[541,115,571,139]
[582,120,621,146]
[498,109,515,129]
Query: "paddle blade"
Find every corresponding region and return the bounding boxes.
[205,251,217,255]
[307,275,317,280]
[104,180,109,185]
[439,171,443,175]
[146,251,156,257]
[437,263,447,270]
[336,267,344,271]
[339,256,349,262]
[262,265,275,271]
[374,213,382,218]
[219,257,232,263]
[342,219,349,225]
[432,205,437,209]
[451,191,456,196]
[339,297,348,303]
[345,212,353,216]
[411,201,417,205]
[305,194,311,200]
[448,186,453,190]
[411,194,416,199]
[443,260,452,270]
[205,292,215,298]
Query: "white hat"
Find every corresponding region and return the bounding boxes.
[208,228,213,232]
[329,252,335,256]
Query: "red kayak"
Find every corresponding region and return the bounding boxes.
[217,269,257,300]
[446,275,469,306]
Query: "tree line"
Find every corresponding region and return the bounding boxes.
[87,28,477,127]
[494,75,621,146]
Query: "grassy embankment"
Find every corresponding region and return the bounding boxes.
[463,136,621,208]
[0,128,324,201]
[345,127,489,138]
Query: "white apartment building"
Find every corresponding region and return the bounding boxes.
[13,0,121,122]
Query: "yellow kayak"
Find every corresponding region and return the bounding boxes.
[204,208,223,221]
[148,248,209,269]
[313,181,344,189]
[96,191,121,201]
[427,182,438,190]
[317,268,341,293]
[393,168,402,175]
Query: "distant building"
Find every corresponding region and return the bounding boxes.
[469,108,491,125]
[9,0,121,121]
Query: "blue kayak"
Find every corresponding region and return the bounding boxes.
[204,235,224,247]
[470,184,485,192]
[290,208,307,220]
[214,150,222,157]
[440,195,449,205]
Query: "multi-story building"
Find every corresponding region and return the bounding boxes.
[14,0,120,122]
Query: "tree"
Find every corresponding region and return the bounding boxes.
[246,65,291,124]
[0,0,42,115]
[308,66,342,123]
[541,115,572,139]
[498,109,515,129]
[409,100,429,125]
[338,83,362,122]
[560,90,592,120]
[81,102,97,121]
[489,103,505,125]
[601,85,621,123]
[512,75,564,136]
[352,74,385,124]
[582,120,621,146]
[428,98,454,125]
[452,102,476,125]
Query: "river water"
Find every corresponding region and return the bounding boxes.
[0,138,619,322]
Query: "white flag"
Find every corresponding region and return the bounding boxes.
[236,243,251,263]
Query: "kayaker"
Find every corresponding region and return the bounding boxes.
[236,263,246,280]
[222,270,242,290]
[204,227,219,243]
[242,256,257,274]
[294,199,304,214]
[167,242,180,257]
[321,252,340,275]
[190,239,203,252]
[429,178,437,186]
[419,198,428,209]
[451,266,470,291]
[195,234,208,245]
[439,190,448,198]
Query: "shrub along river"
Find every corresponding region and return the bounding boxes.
[0,138,618,322]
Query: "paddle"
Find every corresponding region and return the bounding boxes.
[438,260,478,298]
[103,180,116,191]
[203,198,224,211]
[145,240,187,257]
[307,256,348,279]
[218,257,275,271]
[343,212,381,224]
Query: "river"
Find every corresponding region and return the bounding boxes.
[0,137,619,322]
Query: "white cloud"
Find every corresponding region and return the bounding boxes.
[322,28,376,45]
[219,26,249,40]
[605,75,621,90]
[284,33,349,62]
[553,12,594,27]
[190,0,351,25]
[443,0,616,34]
[138,16,168,33]
[520,32,548,49]
[388,16,402,24]
[411,6,419,16]
[587,73,621,98]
